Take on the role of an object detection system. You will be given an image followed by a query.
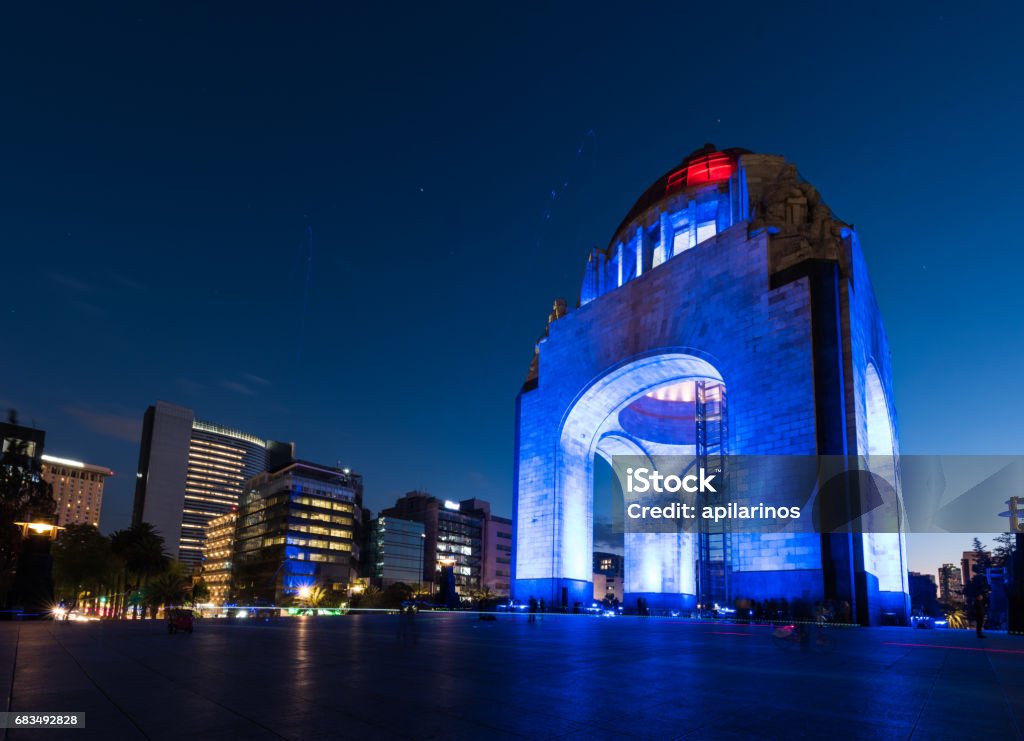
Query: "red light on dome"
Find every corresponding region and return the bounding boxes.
[665,151,735,195]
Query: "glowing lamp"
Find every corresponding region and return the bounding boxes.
[14,521,64,539]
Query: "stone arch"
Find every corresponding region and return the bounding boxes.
[861,360,909,618]
[533,349,724,608]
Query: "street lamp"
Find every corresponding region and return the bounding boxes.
[14,521,64,540]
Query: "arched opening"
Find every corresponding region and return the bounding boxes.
[862,362,909,619]
[549,350,726,612]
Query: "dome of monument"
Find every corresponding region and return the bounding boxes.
[609,144,750,247]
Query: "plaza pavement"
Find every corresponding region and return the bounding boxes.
[1,613,1021,740]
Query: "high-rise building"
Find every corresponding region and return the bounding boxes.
[380,494,512,595]
[132,401,293,569]
[1,420,45,473]
[40,455,112,528]
[200,509,238,606]
[961,549,991,589]
[483,511,513,596]
[382,492,483,594]
[366,516,425,588]
[938,563,963,603]
[908,571,939,617]
[233,460,362,604]
[594,552,624,578]
[593,552,625,604]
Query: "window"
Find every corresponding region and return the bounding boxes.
[696,221,717,245]
[672,228,694,254]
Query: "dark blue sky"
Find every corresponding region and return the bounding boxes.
[3,3,1022,575]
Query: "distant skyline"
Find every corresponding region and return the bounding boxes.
[3,3,1022,583]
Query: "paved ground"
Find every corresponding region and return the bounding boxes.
[1,613,1022,740]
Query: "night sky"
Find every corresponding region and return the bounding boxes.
[3,3,1022,578]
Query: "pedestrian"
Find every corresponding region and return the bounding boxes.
[974,593,987,639]
[528,596,537,623]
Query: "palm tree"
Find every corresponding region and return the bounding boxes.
[302,585,331,608]
[190,579,210,606]
[146,564,190,614]
[110,523,167,618]
[945,606,968,629]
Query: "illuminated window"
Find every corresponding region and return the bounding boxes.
[696,221,717,245]
[673,228,695,254]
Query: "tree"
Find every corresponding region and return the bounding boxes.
[472,585,498,612]
[380,582,414,609]
[351,584,381,609]
[51,524,117,608]
[993,532,1015,567]
[962,538,993,608]
[302,585,332,608]
[971,537,993,575]
[190,579,210,606]
[0,411,57,606]
[110,522,168,618]
[945,605,968,630]
[145,561,190,612]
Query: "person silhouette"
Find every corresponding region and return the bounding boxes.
[974,593,987,638]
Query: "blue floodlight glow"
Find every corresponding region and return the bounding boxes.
[512,147,909,625]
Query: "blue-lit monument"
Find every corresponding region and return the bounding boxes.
[512,145,909,625]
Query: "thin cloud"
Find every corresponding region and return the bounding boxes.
[594,516,623,554]
[66,406,141,443]
[176,378,205,395]
[220,380,257,396]
[47,273,92,292]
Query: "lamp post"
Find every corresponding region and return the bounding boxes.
[10,521,65,618]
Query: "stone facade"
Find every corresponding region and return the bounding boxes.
[513,146,909,625]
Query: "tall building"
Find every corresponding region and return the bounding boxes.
[366,516,425,588]
[961,549,991,589]
[593,552,625,604]
[938,563,963,603]
[594,552,624,578]
[40,455,112,528]
[132,401,293,569]
[233,460,362,604]
[200,509,238,606]
[908,571,939,617]
[382,492,483,594]
[379,494,512,595]
[484,514,513,596]
[513,145,909,624]
[1,420,45,473]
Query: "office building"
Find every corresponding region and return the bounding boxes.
[378,494,512,596]
[484,513,513,596]
[366,516,425,588]
[382,492,483,594]
[233,460,362,604]
[456,498,513,595]
[40,455,112,528]
[132,401,292,569]
[200,509,238,606]
[938,563,963,603]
